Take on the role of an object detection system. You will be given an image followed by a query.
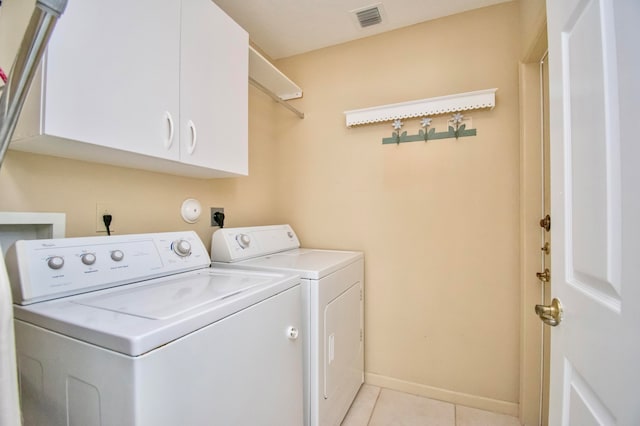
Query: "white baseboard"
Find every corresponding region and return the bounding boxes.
[365,372,519,418]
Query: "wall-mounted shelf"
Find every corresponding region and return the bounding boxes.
[344,88,497,127]
[0,212,66,257]
[249,46,304,118]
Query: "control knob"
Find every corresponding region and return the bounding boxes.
[172,239,192,257]
[47,256,64,270]
[236,234,251,249]
[111,250,124,262]
[81,253,96,266]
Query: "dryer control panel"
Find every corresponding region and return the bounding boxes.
[211,224,300,262]
[6,231,210,305]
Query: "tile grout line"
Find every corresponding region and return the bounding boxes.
[454,403,457,426]
[366,387,383,426]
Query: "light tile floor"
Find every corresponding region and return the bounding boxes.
[342,385,522,426]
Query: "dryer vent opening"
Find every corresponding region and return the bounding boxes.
[354,5,383,28]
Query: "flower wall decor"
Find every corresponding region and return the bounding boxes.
[391,119,406,144]
[343,88,496,145]
[419,117,432,141]
[450,113,465,139]
[381,113,476,145]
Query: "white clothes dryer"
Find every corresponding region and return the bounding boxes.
[6,231,303,426]
[211,224,364,426]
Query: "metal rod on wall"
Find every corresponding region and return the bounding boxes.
[0,0,68,169]
[0,2,67,424]
[249,76,304,119]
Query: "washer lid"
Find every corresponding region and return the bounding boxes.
[72,272,265,320]
[13,268,300,356]
[226,248,363,279]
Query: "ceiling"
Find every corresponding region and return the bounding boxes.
[212,0,514,59]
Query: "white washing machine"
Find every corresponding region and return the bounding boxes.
[211,224,364,426]
[5,231,304,426]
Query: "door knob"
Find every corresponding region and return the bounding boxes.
[535,298,563,326]
[540,214,551,232]
[536,268,550,282]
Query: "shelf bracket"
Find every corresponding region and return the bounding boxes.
[248,46,304,119]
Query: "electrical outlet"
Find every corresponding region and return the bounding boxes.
[210,207,224,227]
[96,203,115,233]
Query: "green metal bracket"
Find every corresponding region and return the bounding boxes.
[382,125,476,145]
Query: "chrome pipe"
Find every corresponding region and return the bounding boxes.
[37,0,68,16]
[0,0,67,169]
[0,2,67,425]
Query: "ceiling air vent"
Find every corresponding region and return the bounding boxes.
[355,5,383,28]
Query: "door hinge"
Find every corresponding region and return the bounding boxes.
[360,288,363,301]
[536,268,551,283]
[540,214,551,232]
[360,329,363,342]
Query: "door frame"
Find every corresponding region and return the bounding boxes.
[518,19,549,426]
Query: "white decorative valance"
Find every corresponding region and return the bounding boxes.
[344,88,497,127]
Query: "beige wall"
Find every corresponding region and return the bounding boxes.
[519,0,547,58]
[273,2,521,412]
[518,0,548,424]
[1,0,525,416]
[0,86,281,249]
[518,60,545,426]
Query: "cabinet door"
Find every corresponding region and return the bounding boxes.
[179,0,248,174]
[43,0,180,160]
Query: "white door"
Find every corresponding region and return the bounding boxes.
[546,0,640,424]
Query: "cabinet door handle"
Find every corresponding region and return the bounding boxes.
[164,111,174,149]
[187,120,197,154]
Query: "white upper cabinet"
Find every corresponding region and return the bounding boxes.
[9,0,248,178]
[179,0,247,174]
[43,0,181,161]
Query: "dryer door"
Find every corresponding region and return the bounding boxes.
[324,282,363,399]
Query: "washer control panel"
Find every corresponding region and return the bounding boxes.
[6,231,210,305]
[211,224,300,263]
